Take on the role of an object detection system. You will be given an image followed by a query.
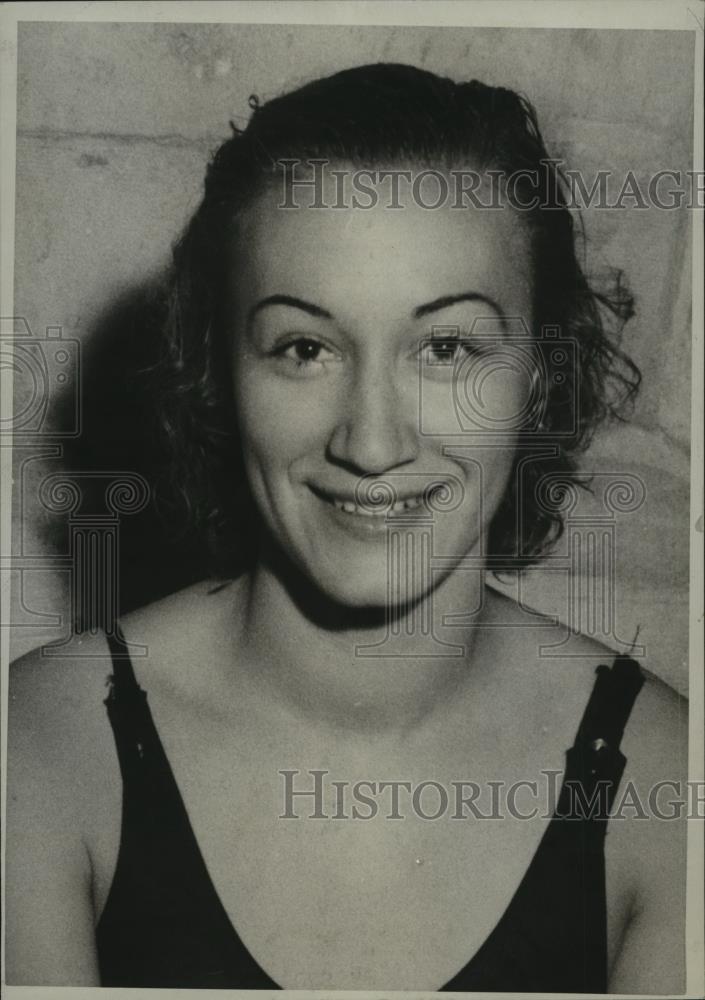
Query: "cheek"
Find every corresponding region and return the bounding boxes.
[421,362,532,437]
[453,353,535,433]
[233,367,331,475]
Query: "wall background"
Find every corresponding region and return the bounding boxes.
[10,22,694,691]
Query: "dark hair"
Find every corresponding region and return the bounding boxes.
[153,62,640,575]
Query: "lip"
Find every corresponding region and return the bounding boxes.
[307,482,439,540]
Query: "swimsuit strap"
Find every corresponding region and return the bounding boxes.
[103,624,154,781]
[105,624,141,689]
[574,653,644,751]
[552,653,644,832]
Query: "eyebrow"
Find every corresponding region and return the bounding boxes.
[414,292,505,321]
[248,295,332,324]
[247,291,506,327]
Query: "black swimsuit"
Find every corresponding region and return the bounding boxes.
[96,630,643,991]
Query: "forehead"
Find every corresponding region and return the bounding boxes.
[232,166,533,320]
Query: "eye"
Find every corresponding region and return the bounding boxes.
[421,338,483,367]
[271,336,340,376]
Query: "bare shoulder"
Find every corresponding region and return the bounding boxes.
[563,633,688,994]
[485,588,687,989]
[6,633,122,984]
[7,577,239,786]
[619,661,687,771]
[8,631,120,826]
[116,575,245,696]
[540,616,687,770]
[606,664,688,993]
[485,586,687,755]
[485,587,689,852]
[612,658,688,870]
[9,631,115,755]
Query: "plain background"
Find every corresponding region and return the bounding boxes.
[9,21,694,692]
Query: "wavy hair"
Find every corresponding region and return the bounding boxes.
[152,62,640,575]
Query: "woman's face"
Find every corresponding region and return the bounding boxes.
[229,166,534,607]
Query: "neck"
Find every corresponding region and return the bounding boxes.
[235,536,491,738]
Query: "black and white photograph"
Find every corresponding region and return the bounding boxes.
[1,1,703,996]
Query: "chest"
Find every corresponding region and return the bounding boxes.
[90,692,635,989]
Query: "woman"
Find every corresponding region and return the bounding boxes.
[6,63,687,992]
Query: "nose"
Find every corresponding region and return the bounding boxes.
[327,363,418,474]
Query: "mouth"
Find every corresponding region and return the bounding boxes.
[308,483,439,518]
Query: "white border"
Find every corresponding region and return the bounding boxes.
[0,4,702,1000]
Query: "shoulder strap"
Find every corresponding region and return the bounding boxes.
[103,624,155,780]
[574,653,644,752]
[105,624,141,693]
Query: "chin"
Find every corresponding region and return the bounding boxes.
[303,556,400,610]
[300,540,464,613]
[269,511,483,613]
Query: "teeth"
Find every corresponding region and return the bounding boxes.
[331,494,427,515]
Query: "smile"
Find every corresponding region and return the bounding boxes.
[332,494,425,516]
[309,484,439,518]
